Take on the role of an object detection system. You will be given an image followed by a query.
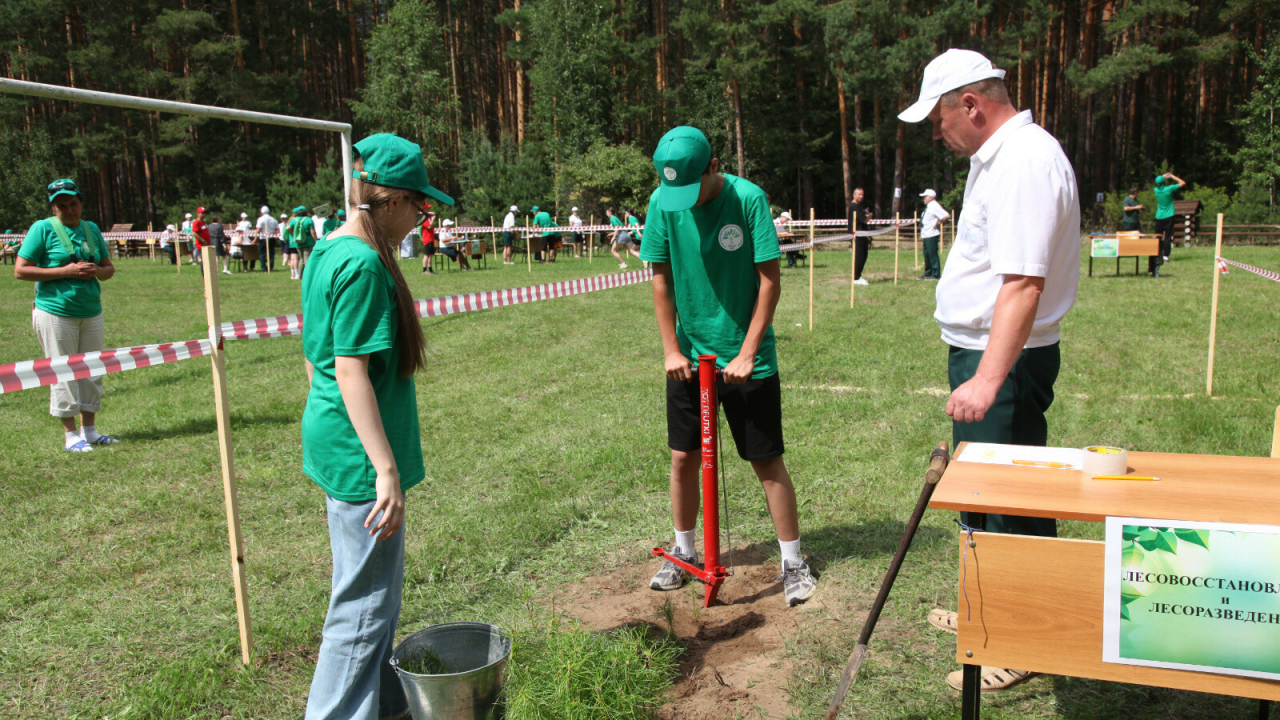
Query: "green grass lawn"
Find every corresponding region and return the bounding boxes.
[1,241,1277,719]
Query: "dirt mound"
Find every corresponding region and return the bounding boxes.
[553,542,840,719]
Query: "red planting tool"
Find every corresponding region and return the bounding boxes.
[652,354,732,607]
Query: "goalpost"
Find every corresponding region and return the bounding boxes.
[1,77,355,665]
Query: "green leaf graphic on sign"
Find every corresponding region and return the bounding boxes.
[1135,528,1161,551]
[1121,604,1130,621]
[1123,543,1144,566]
[1123,526,1140,542]
[1153,530,1179,554]
[1174,528,1210,550]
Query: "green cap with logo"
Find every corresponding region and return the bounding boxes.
[293,205,307,214]
[653,126,712,212]
[531,206,540,213]
[47,178,81,203]
[353,133,454,206]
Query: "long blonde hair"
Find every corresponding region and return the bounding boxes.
[348,159,426,376]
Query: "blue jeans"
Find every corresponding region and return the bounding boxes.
[306,496,408,720]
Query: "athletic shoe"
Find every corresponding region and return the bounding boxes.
[779,558,817,607]
[222,269,232,275]
[649,551,696,591]
[854,277,870,286]
[619,262,628,269]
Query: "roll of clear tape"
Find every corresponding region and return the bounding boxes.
[1083,446,1128,478]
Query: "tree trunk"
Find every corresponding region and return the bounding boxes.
[837,62,851,208]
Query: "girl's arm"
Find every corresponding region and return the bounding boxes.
[335,354,404,540]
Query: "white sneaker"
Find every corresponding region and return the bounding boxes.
[854,277,870,286]
[222,269,232,275]
[619,262,628,269]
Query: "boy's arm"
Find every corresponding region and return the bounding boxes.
[723,258,781,384]
[651,262,691,382]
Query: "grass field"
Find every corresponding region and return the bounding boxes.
[1,239,1277,719]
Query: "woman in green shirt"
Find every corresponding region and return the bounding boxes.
[300,134,452,719]
[14,179,120,452]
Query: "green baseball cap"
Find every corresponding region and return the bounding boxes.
[653,127,712,212]
[293,205,307,214]
[531,206,540,213]
[353,133,454,206]
[336,209,346,218]
[1154,175,1166,187]
[47,178,81,203]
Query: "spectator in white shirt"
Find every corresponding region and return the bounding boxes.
[160,224,178,265]
[254,206,279,273]
[502,205,518,265]
[917,190,950,280]
[569,207,584,257]
[899,48,1079,693]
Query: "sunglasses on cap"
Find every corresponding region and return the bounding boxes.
[48,180,79,195]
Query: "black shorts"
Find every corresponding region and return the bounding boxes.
[666,373,784,462]
[502,231,514,247]
[282,245,295,255]
[215,241,228,257]
[424,242,436,256]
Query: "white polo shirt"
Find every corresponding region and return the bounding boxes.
[503,212,517,230]
[569,214,583,228]
[935,110,1080,350]
[921,200,948,238]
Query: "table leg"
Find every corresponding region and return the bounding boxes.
[1116,257,1120,275]
[1088,256,1093,277]
[1135,256,1139,276]
[1259,699,1271,719]
[960,511,985,719]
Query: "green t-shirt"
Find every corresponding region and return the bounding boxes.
[1153,182,1180,220]
[639,174,781,379]
[534,211,557,237]
[609,215,624,227]
[1122,196,1141,229]
[320,217,340,240]
[18,218,108,318]
[300,235,425,503]
[295,217,317,248]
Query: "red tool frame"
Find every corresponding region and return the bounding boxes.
[652,354,731,607]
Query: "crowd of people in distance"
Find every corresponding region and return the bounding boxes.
[157,204,344,278]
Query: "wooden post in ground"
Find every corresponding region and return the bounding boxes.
[1271,405,1280,459]
[850,213,857,308]
[491,216,498,262]
[589,215,594,263]
[200,246,253,665]
[808,208,815,331]
[1206,213,1224,397]
[914,211,919,270]
[526,216,532,273]
[893,213,900,285]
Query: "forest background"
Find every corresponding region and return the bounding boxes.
[1,0,1278,232]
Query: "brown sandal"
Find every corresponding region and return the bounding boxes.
[946,666,1037,692]
[928,608,958,634]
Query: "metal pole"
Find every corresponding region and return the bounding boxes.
[699,355,722,608]
[340,130,354,216]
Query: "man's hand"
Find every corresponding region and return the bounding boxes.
[69,262,97,279]
[946,371,1002,423]
[365,471,405,541]
[665,350,693,382]
[722,352,755,384]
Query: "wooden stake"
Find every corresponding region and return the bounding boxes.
[526,216,532,272]
[1206,213,1224,397]
[491,216,498,262]
[850,212,857,309]
[589,215,594,263]
[808,207,815,331]
[893,212,900,285]
[913,210,919,270]
[200,246,253,665]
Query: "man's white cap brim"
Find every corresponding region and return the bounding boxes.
[898,49,1007,123]
[510,205,518,211]
[920,189,937,197]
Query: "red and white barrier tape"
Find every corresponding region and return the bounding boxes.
[1218,257,1280,283]
[220,268,656,340]
[0,340,213,394]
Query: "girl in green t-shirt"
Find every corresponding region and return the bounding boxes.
[299,133,452,718]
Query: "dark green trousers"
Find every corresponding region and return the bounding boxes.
[950,343,1061,537]
[922,234,941,278]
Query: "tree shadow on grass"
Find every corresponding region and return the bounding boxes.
[116,409,295,442]
[1051,675,1266,719]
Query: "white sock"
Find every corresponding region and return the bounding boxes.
[66,430,87,448]
[779,538,802,567]
[674,528,698,558]
[81,425,96,441]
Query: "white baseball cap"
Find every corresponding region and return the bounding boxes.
[779,211,792,220]
[571,207,578,212]
[442,219,454,227]
[510,205,518,211]
[240,212,249,218]
[898,49,1007,123]
[166,224,176,231]
[260,205,269,213]
[920,189,937,198]
[280,213,288,219]
[185,213,192,218]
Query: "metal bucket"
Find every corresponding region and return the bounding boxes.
[391,622,512,720]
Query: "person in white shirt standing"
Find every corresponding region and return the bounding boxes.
[180,212,195,264]
[898,48,1080,693]
[568,207,584,257]
[502,205,518,265]
[917,189,949,280]
[255,206,279,273]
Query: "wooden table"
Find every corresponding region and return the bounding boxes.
[929,443,1280,719]
[1089,234,1160,277]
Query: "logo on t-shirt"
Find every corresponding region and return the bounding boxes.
[663,166,677,181]
[718,224,744,252]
